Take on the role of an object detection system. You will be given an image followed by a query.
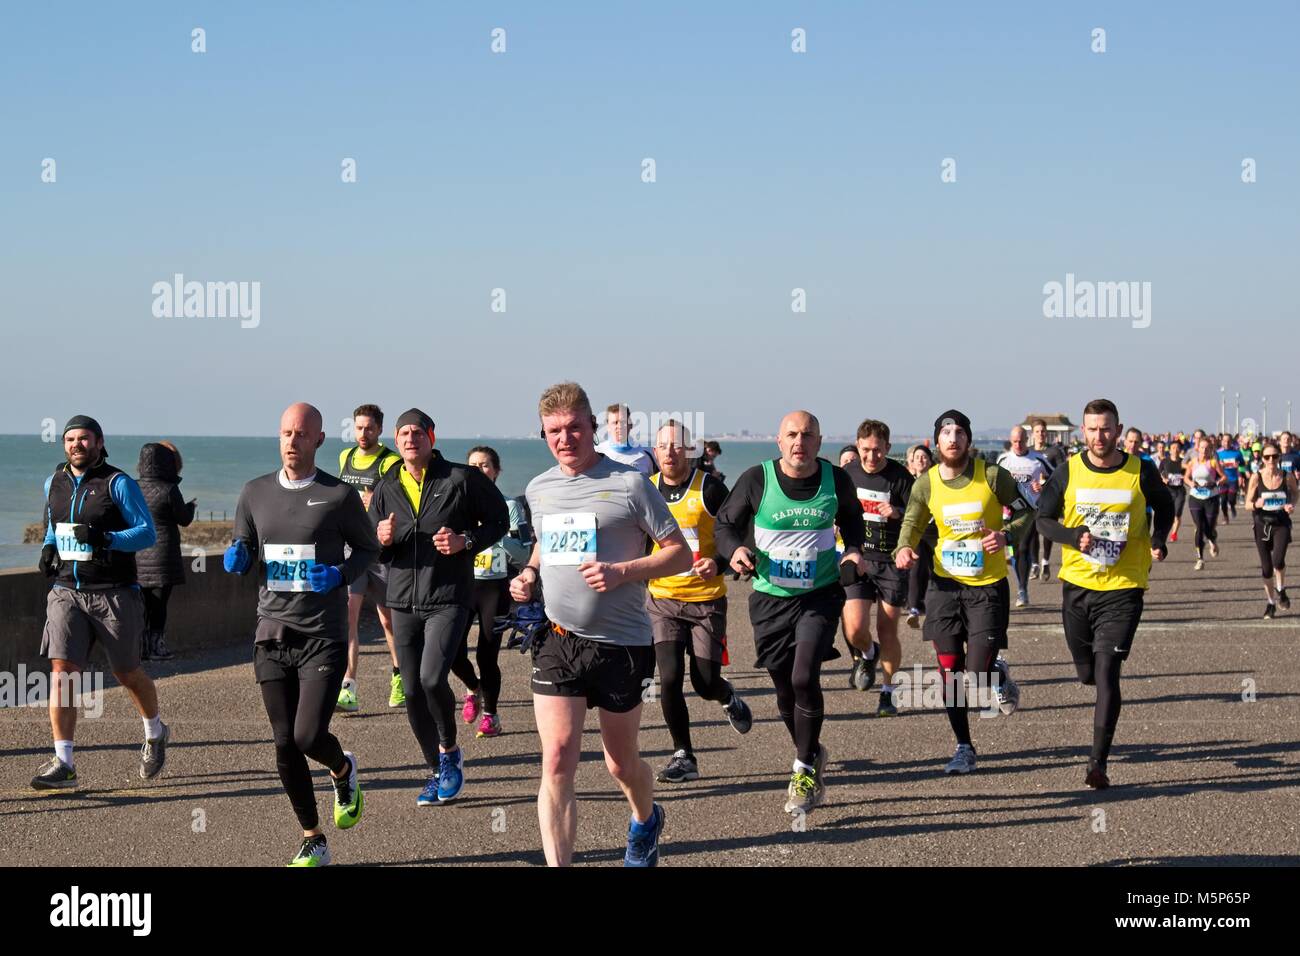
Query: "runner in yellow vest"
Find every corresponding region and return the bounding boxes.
[646,420,753,785]
[337,404,403,712]
[895,410,1034,775]
[1035,399,1173,789]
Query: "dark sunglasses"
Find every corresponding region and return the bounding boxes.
[1263,454,1278,460]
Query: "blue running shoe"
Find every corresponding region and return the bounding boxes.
[624,803,665,867]
[437,748,465,803]
[417,773,439,807]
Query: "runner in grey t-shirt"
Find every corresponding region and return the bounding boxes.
[525,456,678,646]
[509,382,691,868]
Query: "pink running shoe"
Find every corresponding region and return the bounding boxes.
[461,692,480,724]
[476,714,502,738]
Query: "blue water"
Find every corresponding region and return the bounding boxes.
[0,434,1003,570]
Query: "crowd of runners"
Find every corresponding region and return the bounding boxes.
[27,396,1298,866]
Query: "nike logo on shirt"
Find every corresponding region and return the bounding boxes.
[307,499,329,507]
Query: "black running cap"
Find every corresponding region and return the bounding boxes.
[933,410,972,443]
[394,409,436,436]
[63,415,104,441]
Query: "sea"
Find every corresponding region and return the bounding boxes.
[0,434,1006,570]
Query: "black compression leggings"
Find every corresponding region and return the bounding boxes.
[141,585,173,633]
[1074,651,1123,770]
[907,540,932,610]
[260,675,349,831]
[1254,519,1291,578]
[392,605,470,762]
[768,641,826,766]
[451,627,480,694]
[655,642,732,755]
[1189,498,1219,553]
[935,642,999,747]
[460,581,505,713]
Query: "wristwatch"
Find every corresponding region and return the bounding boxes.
[461,531,475,553]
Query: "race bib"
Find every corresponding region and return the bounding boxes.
[768,545,816,589]
[857,488,890,523]
[1079,511,1130,568]
[540,512,598,566]
[1282,459,1295,474]
[1191,484,1215,501]
[1166,474,1183,487]
[264,543,316,592]
[940,539,985,577]
[674,527,702,577]
[473,543,509,579]
[1260,491,1287,512]
[54,522,94,562]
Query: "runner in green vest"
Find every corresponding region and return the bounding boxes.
[715,410,867,815]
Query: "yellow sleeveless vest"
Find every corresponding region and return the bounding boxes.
[648,469,727,602]
[1059,453,1152,591]
[928,457,1007,587]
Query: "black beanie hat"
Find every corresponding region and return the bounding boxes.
[394,408,436,442]
[933,409,972,444]
[63,415,108,459]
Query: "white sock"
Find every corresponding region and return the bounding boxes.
[55,740,74,769]
[342,678,357,692]
[793,758,816,774]
[143,714,163,740]
[881,684,895,694]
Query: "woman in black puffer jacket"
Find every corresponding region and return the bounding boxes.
[136,442,196,660]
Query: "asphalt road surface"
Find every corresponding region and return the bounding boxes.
[3,517,1297,866]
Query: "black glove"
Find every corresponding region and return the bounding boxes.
[39,544,61,577]
[72,525,110,549]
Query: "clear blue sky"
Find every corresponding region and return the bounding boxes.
[3,2,1296,439]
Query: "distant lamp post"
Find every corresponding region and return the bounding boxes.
[1220,386,1225,435]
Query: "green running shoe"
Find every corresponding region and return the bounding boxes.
[288,835,330,867]
[332,752,363,829]
[388,672,406,708]
[336,685,359,713]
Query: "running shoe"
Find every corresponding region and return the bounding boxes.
[905,608,921,629]
[288,835,330,867]
[336,685,359,713]
[1263,603,1276,620]
[31,757,77,791]
[783,745,829,814]
[722,692,753,734]
[388,672,406,708]
[847,656,863,689]
[150,631,174,661]
[1208,540,1219,559]
[1028,564,1039,581]
[944,743,977,775]
[461,692,480,724]
[476,713,502,738]
[624,803,665,868]
[417,773,439,807]
[657,749,699,784]
[1039,562,1051,581]
[140,722,170,779]
[1084,765,1110,790]
[876,690,898,717]
[852,645,879,691]
[1278,589,1291,611]
[332,752,363,828]
[1194,558,1205,571]
[1015,590,1028,608]
[993,657,1020,716]
[436,748,465,802]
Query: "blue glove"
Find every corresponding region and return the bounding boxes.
[223,540,252,574]
[308,563,344,594]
